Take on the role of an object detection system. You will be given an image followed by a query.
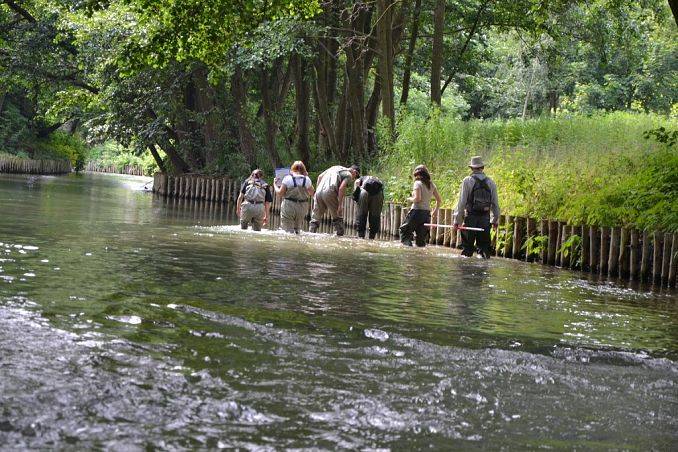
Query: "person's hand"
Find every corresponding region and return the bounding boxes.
[337,205,344,217]
[452,224,459,232]
[274,176,281,186]
[431,207,439,222]
[237,207,242,218]
[263,216,268,226]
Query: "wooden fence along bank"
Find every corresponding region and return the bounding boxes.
[0,157,71,174]
[152,173,677,290]
[85,161,145,176]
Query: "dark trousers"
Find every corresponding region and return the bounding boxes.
[356,189,384,239]
[399,209,431,247]
[461,214,491,257]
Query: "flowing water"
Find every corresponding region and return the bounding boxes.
[0,173,676,450]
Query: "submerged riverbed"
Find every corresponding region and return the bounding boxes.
[0,173,676,449]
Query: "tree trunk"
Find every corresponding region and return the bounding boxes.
[292,54,311,166]
[260,68,282,168]
[376,0,395,134]
[431,0,445,105]
[147,144,166,172]
[400,0,422,105]
[192,64,219,169]
[669,0,678,26]
[231,66,257,168]
[522,63,536,120]
[366,76,382,156]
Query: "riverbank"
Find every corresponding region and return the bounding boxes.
[373,111,677,232]
[0,156,71,174]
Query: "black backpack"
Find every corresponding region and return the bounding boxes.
[467,174,492,213]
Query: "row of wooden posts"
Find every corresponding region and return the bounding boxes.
[153,173,676,289]
[86,162,146,176]
[0,157,71,174]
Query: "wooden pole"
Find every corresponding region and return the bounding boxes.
[503,215,513,258]
[608,227,620,277]
[640,230,650,281]
[618,227,630,279]
[581,225,590,271]
[599,227,610,276]
[629,229,639,281]
[652,231,663,283]
[560,224,570,268]
[547,220,558,266]
[512,216,524,261]
[525,217,536,262]
[669,233,677,288]
[662,232,671,285]
[539,219,548,264]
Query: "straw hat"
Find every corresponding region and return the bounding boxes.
[468,156,485,169]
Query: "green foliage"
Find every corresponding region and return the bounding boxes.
[376,111,678,231]
[522,234,548,259]
[34,132,88,171]
[558,234,582,267]
[88,141,160,176]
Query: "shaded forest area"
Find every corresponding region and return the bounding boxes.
[1,0,676,175]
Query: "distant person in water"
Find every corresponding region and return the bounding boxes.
[237,169,273,231]
[453,156,500,258]
[309,164,360,236]
[399,165,442,247]
[352,174,384,239]
[274,161,315,234]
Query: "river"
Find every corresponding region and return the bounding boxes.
[0,172,676,449]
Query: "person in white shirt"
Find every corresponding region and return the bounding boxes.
[274,161,315,234]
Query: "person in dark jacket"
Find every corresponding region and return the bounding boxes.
[352,175,384,239]
[452,156,500,258]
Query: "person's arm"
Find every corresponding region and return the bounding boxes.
[337,178,348,215]
[306,177,315,197]
[316,170,326,186]
[236,193,244,218]
[274,182,287,197]
[453,179,469,226]
[407,183,421,204]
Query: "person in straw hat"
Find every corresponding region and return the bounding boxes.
[452,156,500,258]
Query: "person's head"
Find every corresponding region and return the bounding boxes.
[251,168,264,180]
[349,164,360,180]
[468,156,485,172]
[291,161,307,175]
[413,164,431,189]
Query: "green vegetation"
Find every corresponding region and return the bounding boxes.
[88,142,160,176]
[376,111,677,231]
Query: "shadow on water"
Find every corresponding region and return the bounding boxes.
[0,173,676,449]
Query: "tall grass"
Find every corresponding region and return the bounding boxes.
[375,111,678,231]
[87,141,160,176]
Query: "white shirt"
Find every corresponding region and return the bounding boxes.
[281,174,312,189]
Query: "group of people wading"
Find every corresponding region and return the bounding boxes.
[236,156,500,258]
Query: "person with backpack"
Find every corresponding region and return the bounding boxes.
[399,165,442,247]
[274,161,315,234]
[352,174,384,239]
[309,164,360,236]
[237,169,273,231]
[453,156,500,258]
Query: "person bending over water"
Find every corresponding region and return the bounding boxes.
[237,169,273,231]
[309,164,360,236]
[399,165,442,247]
[274,161,315,234]
[352,174,384,239]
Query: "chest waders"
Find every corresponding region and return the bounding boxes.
[241,179,267,231]
[281,176,309,233]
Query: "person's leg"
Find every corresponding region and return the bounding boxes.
[355,189,369,238]
[368,191,384,239]
[460,215,479,256]
[294,201,308,234]
[414,210,431,247]
[240,203,253,230]
[475,215,492,258]
[250,204,264,231]
[309,192,327,233]
[323,191,344,236]
[399,210,417,246]
[280,200,296,233]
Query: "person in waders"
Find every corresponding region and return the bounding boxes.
[453,156,500,258]
[352,175,384,239]
[237,169,273,231]
[399,165,442,247]
[309,164,360,236]
[274,161,315,234]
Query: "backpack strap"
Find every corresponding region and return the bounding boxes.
[291,175,297,188]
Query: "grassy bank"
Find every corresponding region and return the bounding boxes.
[0,131,87,170]
[374,111,678,231]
